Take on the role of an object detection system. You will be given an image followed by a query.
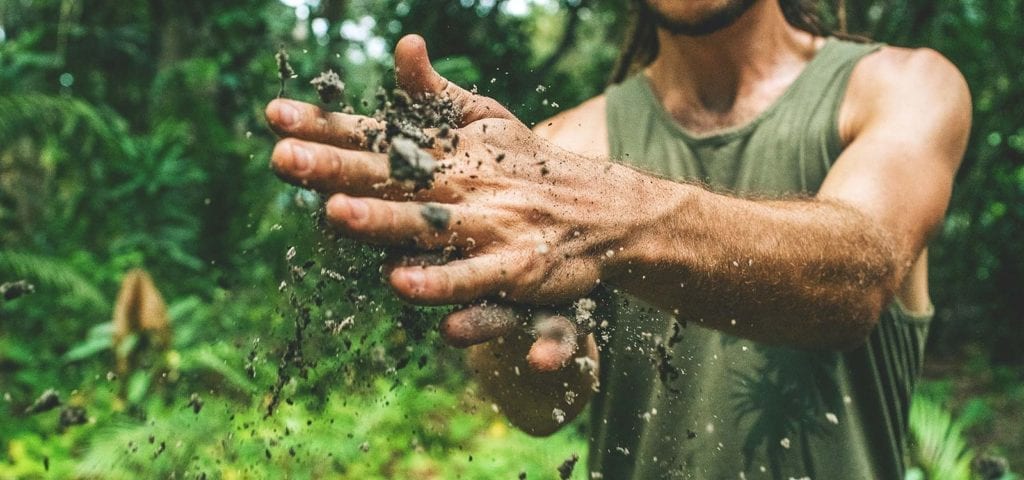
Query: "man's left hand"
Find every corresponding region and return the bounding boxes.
[266,35,642,308]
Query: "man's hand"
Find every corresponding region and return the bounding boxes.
[266,34,625,373]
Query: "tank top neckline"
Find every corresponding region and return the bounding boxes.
[634,37,840,145]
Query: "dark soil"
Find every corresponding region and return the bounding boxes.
[361,87,460,190]
[310,69,344,105]
[24,388,61,415]
[557,453,579,479]
[187,393,204,414]
[57,405,88,432]
[420,203,451,230]
[389,136,438,189]
[1,280,35,301]
[275,46,295,98]
[365,88,458,154]
[974,454,1009,480]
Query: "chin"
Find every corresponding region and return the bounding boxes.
[645,0,738,23]
[642,0,760,36]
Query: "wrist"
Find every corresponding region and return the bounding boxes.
[601,169,697,285]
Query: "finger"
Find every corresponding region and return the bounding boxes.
[394,34,516,125]
[389,253,515,305]
[440,303,523,348]
[526,314,579,373]
[325,193,482,249]
[266,99,383,149]
[271,138,393,197]
[384,250,456,270]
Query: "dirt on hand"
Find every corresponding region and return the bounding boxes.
[419,203,451,231]
[388,136,438,189]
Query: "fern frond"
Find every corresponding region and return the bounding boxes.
[909,392,975,480]
[0,94,133,158]
[0,250,109,309]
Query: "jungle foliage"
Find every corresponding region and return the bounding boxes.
[0,0,1021,478]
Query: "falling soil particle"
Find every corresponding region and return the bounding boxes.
[57,405,87,431]
[420,203,451,230]
[310,69,344,105]
[275,46,295,98]
[187,393,204,414]
[1,280,35,301]
[388,136,438,189]
[557,453,579,479]
[655,342,684,394]
[973,454,1009,480]
[552,408,566,424]
[24,389,61,415]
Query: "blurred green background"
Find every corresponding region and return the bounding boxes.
[0,0,1021,478]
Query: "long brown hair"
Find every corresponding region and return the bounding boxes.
[610,0,852,84]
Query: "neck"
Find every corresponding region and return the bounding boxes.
[646,0,821,113]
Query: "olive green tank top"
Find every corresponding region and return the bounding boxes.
[590,38,933,479]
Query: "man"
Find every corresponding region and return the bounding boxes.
[265,0,970,477]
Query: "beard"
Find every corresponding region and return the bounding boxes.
[642,0,760,36]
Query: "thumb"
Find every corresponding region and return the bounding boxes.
[394,34,516,126]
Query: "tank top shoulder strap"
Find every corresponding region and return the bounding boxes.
[780,37,885,163]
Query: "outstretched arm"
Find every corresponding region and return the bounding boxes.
[265,37,969,432]
[605,48,970,350]
[362,48,969,351]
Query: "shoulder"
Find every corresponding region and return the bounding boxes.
[841,45,971,148]
[532,94,608,158]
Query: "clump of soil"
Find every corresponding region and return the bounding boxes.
[420,203,451,230]
[389,136,438,189]
[652,318,686,393]
[973,454,1009,480]
[557,453,579,479]
[186,393,204,414]
[275,46,296,98]
[1,280,35,301]
[310,69,344,105]
[24,388,61,415]
[264,245,321,418]
[364,88,459,154]
[57,405,87,432]
[353,87,462,192]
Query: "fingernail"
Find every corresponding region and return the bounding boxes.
[347,198,368,222]
[277,102,299,128]
[290,143,311,171]
[405,269,425,292]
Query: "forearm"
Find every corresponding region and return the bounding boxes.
[467,332,598,436]
[608,175,908,350]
